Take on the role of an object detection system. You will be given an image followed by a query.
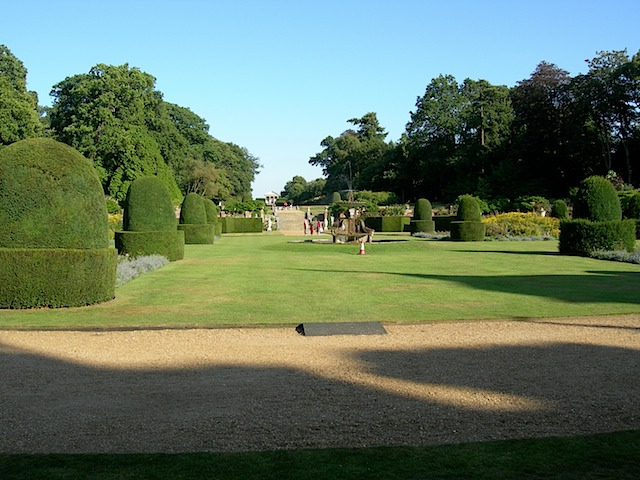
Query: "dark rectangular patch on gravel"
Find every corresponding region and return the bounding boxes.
[296,322,387,336]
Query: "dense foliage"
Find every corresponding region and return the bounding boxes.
[451,195,485,241]
[456,195,482,222]
[0,138,116,308]
[116,176,185,261]
[572,176,622,221]
[178,193,214,244]
[559,219,636,255]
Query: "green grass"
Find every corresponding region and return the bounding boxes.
[1,431,638,479]
[1,234,639,328]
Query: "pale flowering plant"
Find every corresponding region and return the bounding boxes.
[116,254,169,287]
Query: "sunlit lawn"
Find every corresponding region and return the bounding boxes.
[0,234,639,328]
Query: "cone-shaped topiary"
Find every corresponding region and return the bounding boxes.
[451,195,485,241]
[115,176,184,261]
[0,138,117,308]
[572,176,621,222]
[178,193,214,244]
[331,191,342,204]
[411,198,435,234]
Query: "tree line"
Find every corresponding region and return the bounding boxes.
[286,49,640,206]
[0,45,260,205]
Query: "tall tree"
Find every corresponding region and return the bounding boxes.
[309,112,391,194]
[0,45,42,145]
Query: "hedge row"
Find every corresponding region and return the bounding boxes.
[559,219,636,256]
[364,216,410,232]
[450,221,486,241]
[115,230,185,261]
[434,215,455,231]
[0,248,117,308]
[410,219,436,234]
[177,224,215,243]
[221,217,262,233]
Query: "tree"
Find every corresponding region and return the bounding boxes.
[309,112,391,194]
[0,45,42,145]
[48,63,182,203]
[281,175,308,201]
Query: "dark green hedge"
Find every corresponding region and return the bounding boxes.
[364,216,410,232]
[203,198,220,225]
[0,248,117,308]
[0,138,109,249]
[221,217,263,233]
[551,199,570,219]
[410,219,436,234]
[457,195,482,222]
[559,219,636,255]
[573,176,622,222]
[115,230,185,261]
[177,224,215,243]
[434,215,455,231]
[414,198,433,221]
[180,193,207,225]
[450,221,486,241]
[123,176,177,232]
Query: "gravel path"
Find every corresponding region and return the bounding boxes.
[1,315,639,454]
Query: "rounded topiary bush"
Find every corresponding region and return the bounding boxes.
[560,176,632,255]
[123,176,178,232]
[451,195,485,241]
[0,138,117,308]
[551,199,569,219]
[178,193,214,244]
[331,191,342,204]
[572,176,621,222]
[203,198,222,238]
[115,176,184,261]
[623,192,640,239]
[456,195,482,221]
[411,198,435,234]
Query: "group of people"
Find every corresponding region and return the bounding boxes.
[303,218,324,235]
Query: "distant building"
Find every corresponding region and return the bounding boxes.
[264,191,279,206]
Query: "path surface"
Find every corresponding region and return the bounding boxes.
[1,315,639,454]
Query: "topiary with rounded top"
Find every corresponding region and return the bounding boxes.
[331,191,342,204]
[203,197,222,238]
[0,137,116,308]
[572,176,621,222]
[115,176,184,261]
[551,199,569,219]
[178,193,214,244]
[411,198,435,234]
[451,195,485,241]
[560,176,633,255]
[456,195,482,221]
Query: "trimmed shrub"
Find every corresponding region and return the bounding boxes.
[179,193,207,225]
[221,217,262,233]
[0,138,117,308]
[450,221,486,241]
[573,176,622,222]
[331,191,342,204]
[123,176,177,232]
[551,199,569,219]
[203,198,220,225]
[364,216,409,232]
[451,195,485,241]
[457,195,482,221]
[413,198,433,220]
[178,193,214,244]
[559,219,636,255]
[623,192,640,219]
[116,176,184,260]
[115,230,185,261]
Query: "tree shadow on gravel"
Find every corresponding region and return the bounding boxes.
[1,339,638,454]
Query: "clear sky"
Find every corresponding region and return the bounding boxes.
[3,0,639,197]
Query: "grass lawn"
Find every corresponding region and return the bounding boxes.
[1,431,638,479]
[0,234,638,328]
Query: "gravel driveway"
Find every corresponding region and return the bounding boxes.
[1,315,639,454]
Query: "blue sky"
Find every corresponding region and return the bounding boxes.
[3,0,639,197]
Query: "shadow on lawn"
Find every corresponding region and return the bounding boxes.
[293,268,640,304]
[1,338,639,454]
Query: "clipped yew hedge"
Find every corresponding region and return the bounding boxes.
[410,198,435,234]
[451,195,485,241]
[559,219,636,255]
[116,176,184,261]
[364,216,410,232]
[221,217,263,233]
[178,193,214,243]
[0,138,116,308]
